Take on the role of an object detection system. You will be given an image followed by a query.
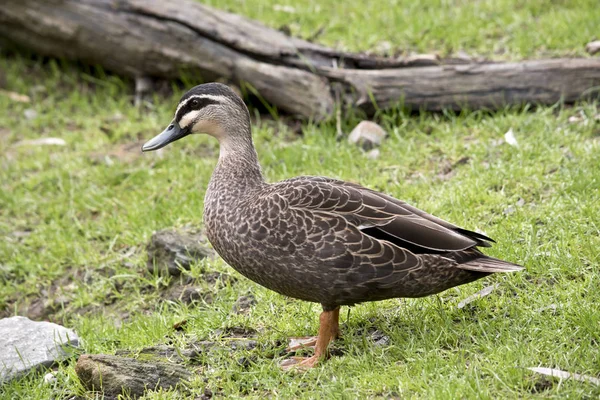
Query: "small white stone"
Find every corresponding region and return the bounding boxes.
[43,372,57,384]
[585,40,600,55]
[375,41,393,54]
[503,205,516,215]
[348,121,387,150]
[23,109,38,120]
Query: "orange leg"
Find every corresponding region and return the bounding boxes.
[281,307,340,370]
[286,308,341,351]
[331,307,341,339]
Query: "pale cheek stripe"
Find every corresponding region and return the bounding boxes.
[179,109,201,129]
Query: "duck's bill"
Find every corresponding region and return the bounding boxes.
[142,121,189,152]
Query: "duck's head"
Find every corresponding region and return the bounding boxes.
[142,83,250,152]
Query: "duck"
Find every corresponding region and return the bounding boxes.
[142,82,523,369]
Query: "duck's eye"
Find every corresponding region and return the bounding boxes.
[191,99,199,107]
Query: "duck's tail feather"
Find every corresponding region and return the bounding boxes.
[458,256,524,273]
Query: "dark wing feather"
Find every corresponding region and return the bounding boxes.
[335,179,495,247]
[453,253,523,273]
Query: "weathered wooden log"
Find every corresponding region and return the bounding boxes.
[324,58,600,113]
[1,0,599,119]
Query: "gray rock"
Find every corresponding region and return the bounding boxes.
[348,121,387,150]
[369,328,391,347]
[585,40,600,55]
[75,354,191,399]
[0,316,80,382]
[503,205,516,215]
[147,228,213,275]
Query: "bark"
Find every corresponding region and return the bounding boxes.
[1,0,599,119]
[75,354,191,399]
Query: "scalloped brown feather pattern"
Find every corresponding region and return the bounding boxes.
[204,171,522,309]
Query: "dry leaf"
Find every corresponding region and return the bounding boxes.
[568,113,585,124]
[14,138,66,147]
[458,284,499,309]
[568,110,596,126]
[516,198,525,207]
[504,128,518,147]
[535,304,557,313]
[0,89,31,103]
[528,367,600,385]
[366,149,380,160]
[273,4,296,13]
[405,53,439,63]
[287,336,317,351]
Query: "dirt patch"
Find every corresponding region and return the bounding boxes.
[529,376,555,393]
[437,155,471,180]
[146,228,214,276]
[88,141,152,165]
[0,264,90,321]
[161,283,213,305]
[214,326,258,339]
[232,294,256,314]
[1,256,233,324]
[0,127,11,139]
[201,271,237,285]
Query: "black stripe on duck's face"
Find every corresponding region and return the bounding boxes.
[175,95,221,128]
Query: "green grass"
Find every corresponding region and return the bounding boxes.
[203,0,598,58]
[1,0,600,398]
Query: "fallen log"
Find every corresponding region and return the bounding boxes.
[1,0,599,119]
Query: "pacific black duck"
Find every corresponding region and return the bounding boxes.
[142,83,523,368]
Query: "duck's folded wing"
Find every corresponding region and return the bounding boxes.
[279,176,490,254]
[337,180,495,246]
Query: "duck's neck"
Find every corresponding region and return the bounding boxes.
[208,132,265,196]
